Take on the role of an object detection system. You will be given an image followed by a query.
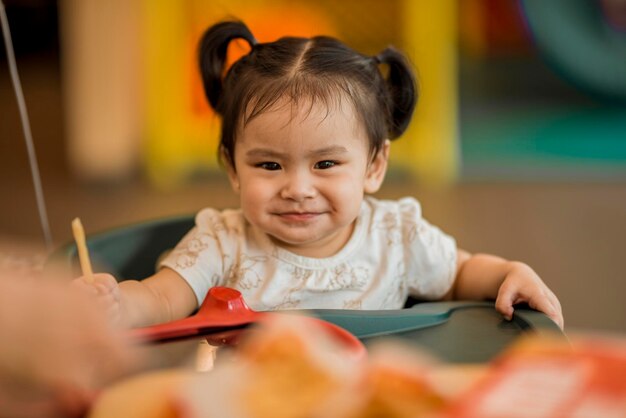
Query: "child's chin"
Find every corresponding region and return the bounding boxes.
[269,234,319,248]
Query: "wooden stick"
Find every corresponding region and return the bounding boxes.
[71,217,94,283]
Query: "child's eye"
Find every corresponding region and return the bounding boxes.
[314,160,337,169]
[256,162,281,171]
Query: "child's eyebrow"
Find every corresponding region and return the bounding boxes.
[308,146,349,157]
[245,146,349,159]
[245,148,285,159]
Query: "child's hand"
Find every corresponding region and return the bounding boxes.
[71,273,121,325]
[495,262,563,329]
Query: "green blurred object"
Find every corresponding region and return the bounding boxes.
[461,104,626,180]
[461,0,626,180]
[521,0,626,101]
[52,216,566,363]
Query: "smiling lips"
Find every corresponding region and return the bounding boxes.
[274,212,323,222]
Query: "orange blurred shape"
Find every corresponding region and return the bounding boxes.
[459,0,531,57]
[190,5,337,118]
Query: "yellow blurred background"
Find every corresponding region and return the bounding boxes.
[59,0,459,187]
[1,0,625,332]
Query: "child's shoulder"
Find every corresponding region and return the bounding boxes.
[194,207,246,231]
[364,196,423,219]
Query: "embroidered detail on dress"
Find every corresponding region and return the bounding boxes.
[396,259,407,288]
[290,266,314,287]
[381,282,405,308]
[374,258,407,309]
[375,212,402,245]
[273,298,301,310]
[288,264,369,291]
[446,245,457,284]
[170,212,239,271]
[272,281,304,310]
[343,299,362,309]
[415,219,435,246]
[204,212,228,233]
[172,233,215,269]
[405,220,418,243]
[330,264,369,290]
[224,254,268,290]
[374,212,420,246]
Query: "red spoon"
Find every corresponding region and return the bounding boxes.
[129,286,366,359]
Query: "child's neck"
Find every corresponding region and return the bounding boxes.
[269,221,356,259]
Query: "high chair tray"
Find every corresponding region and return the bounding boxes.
[310,302,564,363]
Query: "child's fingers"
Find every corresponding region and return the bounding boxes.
[94,282,114,296]
[91,273,118,290]
[496,298,514,321]
[70,279,98,296]
[99,296,119,314]
[95,288,120,307]
[497,274,563,329]
[494,289,516,321]
[499,292,563,329]
[92,293,122,325]
[523,290,564,329]
[71,273,118,297]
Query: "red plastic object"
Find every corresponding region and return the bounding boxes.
[129,286,365,359]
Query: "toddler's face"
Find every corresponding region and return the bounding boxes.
[228,97,388,258]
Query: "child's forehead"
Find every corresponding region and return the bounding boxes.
[236,95,369,150]
[242,94,360,129]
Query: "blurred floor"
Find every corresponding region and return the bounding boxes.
[2,58,626,336]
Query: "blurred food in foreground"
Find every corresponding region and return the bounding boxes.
[447,335,626,418]
[88,369,195,418]
[90,313,626,418]
[92,315,450,418]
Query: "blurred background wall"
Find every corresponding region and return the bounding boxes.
[1,0,625,332]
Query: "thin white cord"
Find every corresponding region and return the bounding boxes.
[0,0,53,250]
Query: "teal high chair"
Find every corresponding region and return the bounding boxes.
[54,215,566,363]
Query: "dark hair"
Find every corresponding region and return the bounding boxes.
[199,20,418,168]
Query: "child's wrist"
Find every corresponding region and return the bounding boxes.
[507,261,534,276]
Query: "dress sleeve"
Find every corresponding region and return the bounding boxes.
[399,197,457,300]
[159,208,236,305]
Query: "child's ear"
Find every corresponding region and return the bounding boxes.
[226,163,240,194]
[222,149,240,194]
[364,140,390,194]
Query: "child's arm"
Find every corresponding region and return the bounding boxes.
[118,268,198,327]
[73,268,198,328]
[446,249,564,329]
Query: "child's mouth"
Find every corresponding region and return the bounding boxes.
[276,212,321,222]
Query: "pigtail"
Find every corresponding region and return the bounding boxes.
[198,21,257,112]
[375,47,418,139]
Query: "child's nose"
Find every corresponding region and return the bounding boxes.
[280,170,317,201]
